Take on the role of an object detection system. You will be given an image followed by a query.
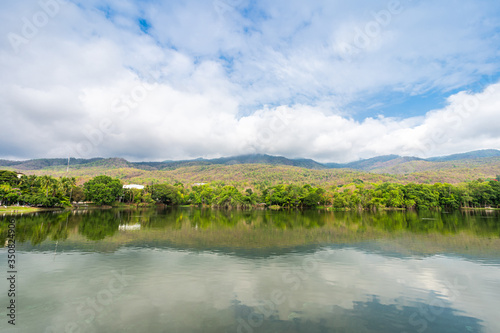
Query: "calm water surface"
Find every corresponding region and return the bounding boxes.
[1,208,500,333]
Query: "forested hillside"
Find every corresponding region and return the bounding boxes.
[6,160,498,191]
[1,150,499,189]
[2,149,499,173]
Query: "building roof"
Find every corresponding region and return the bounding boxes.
[123,184,145,189]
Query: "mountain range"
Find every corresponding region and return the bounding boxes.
[1,149,499,174]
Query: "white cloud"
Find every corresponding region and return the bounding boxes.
[0,0,499,161]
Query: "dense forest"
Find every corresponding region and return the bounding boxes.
[1,170,499,210]
[0,170,80,208]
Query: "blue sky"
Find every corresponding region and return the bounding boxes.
[1,0,500,162]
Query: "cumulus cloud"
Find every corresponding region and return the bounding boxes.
[0,0,499,161]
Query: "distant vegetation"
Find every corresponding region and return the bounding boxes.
[20,157,500,189]
[128,177,500,210]
[1,150,500,210]
[2,149,499,172]
[2,169,499,210]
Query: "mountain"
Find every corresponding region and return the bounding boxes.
[426,149,500,162]
[133,154,325,170]
[0,157,104,170]
[1,150,499,173]
[324,155,423,171]
[323,149,500,172]
[200,154,324,169]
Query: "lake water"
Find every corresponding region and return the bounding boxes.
[1,208,500,333]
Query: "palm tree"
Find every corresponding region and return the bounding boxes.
[39,175,53,197]
[60,177,76,200]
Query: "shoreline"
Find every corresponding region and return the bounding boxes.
[0,206,63,214]
[2,204,499,215]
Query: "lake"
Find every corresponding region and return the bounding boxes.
[1,208,500,332]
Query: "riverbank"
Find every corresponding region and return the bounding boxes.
[2,203,499,216]
[0,206,63,214]
[461,207,500,211]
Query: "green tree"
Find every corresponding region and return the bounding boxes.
[84,175,123,205]
[39,175,56,197]
[0,170,19,186]
[150,184,184,205]
[71,186,85,203]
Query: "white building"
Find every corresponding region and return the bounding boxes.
[123,184,145,190]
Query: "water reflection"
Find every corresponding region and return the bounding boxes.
[1,208,500,255]
[230,298,482,333]
[1,246,496,333]
[0,208,499,333]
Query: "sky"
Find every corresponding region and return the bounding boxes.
[1,0,500,163]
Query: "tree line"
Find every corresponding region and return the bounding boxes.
[1,170,499,210]
[0,170,82,207]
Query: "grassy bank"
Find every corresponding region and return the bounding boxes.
[0,206,62,214]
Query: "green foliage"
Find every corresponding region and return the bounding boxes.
[83,175,123,206]
[71,186,85,202]
[5,159,500,210]
[150,183,184,205]
[77,176,500,210]
[0,170,19,186]
[0,172,72,207]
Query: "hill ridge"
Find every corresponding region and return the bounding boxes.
[0,149,499,172]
